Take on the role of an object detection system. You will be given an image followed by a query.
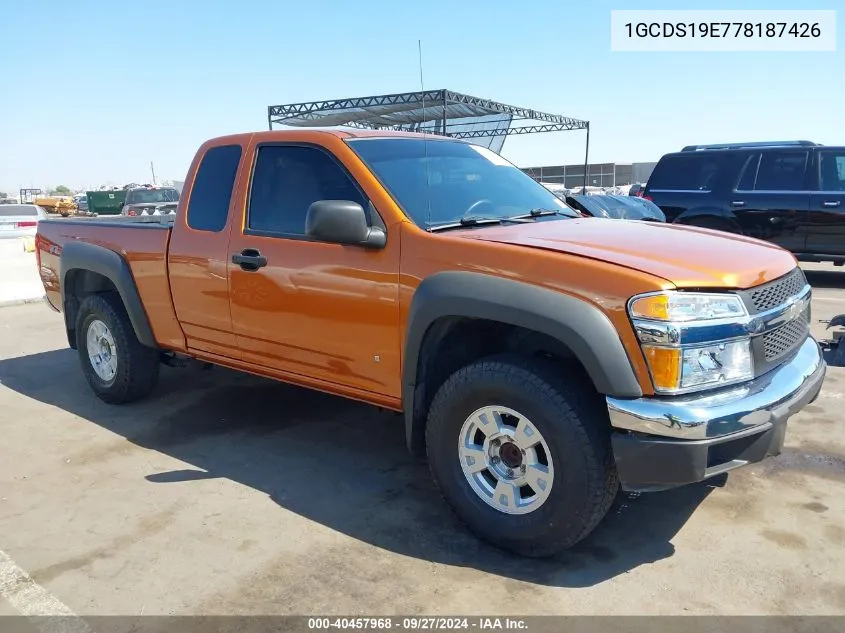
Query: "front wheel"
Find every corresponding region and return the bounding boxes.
[76,293,160,404]
[425,355,618,558]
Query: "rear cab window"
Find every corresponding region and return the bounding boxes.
[186,144,243,232]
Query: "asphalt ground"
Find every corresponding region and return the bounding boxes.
[0,263,843,619]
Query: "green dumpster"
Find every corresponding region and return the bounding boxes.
[86,190,126,215]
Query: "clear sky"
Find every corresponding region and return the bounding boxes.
[1,0,842,194]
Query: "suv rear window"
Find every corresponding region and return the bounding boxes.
[647,154,722,192]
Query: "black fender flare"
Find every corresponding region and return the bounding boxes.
[402,271,643,453]
[59,240,157,349]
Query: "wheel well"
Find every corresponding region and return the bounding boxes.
[64,269,119,349]
[409,317,591,456]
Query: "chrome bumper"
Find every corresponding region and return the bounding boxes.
[606,336,826,441]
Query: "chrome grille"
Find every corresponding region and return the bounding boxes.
[749,268,806,312]
[761,307,810,362]
[738,267,812,375]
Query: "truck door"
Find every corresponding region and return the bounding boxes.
[168,143,245,359]
[227,141,402,399]
[807,149,845,257]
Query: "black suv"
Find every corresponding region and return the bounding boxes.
[644,141,845,265]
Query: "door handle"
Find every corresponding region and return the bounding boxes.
[731,200,746,207]
[822,200,842,208]
[232,248,267,271]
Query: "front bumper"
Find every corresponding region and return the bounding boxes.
[606,336,826,492]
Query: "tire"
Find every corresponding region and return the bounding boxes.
[425,354,618,558]
[75,292,160,404]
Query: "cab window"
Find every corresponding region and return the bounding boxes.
[247,145,367,236]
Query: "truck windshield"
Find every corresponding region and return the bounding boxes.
[347,138,576,229]
[127,188,180,204]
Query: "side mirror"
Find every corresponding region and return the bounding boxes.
[305,200,386,249]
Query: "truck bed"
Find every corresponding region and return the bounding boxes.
[37,215,184,351]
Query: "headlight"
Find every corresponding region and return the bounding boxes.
[641,340,754,393]
[629,292,746,322]
[630,291,753,394]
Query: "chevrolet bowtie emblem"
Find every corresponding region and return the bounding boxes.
[786,296,805,320]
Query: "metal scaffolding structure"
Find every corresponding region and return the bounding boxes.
[267,89,589,161]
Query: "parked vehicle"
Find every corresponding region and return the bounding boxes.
[819,314,845,367]
[73,193,89,213]
[565,194,665,221]
[34,195,75,217]
[645,140,845,265]
[628,183,646,197]
[539,182,571,200]
[121,185,179,216]
[0,204,47,238]
[35,130,826,557]
[86,190,126,216]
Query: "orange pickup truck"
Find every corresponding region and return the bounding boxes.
[36,130,826,556]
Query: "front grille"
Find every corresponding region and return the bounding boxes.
[762,307,810,362]
[749,267,806,312]
[738,267,812,376]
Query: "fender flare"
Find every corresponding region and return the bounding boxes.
[402,271,643,453]
[59,240,157,349]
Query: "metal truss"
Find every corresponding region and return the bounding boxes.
[266,88,591,188]
[267,89,587,131]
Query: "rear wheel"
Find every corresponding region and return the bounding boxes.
[425,354,618,557]
[76,293,160,404]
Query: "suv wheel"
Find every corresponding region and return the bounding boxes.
[425,354,618,557]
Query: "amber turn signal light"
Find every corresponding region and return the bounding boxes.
[641,345,682,392]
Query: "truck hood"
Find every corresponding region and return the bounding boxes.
[456,218,797,289]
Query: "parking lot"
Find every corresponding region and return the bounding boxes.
[0,263,843,617]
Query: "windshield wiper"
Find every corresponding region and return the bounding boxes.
[428,215,534,232]
[508,208,579,219]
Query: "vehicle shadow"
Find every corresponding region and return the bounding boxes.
[0,348,718,589]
